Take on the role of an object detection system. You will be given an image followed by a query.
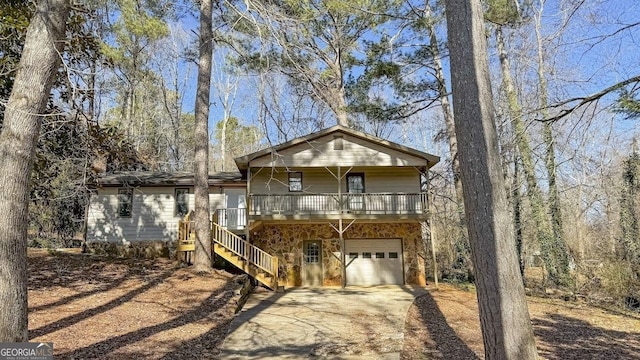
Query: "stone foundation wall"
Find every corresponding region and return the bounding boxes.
[252,222,426,287]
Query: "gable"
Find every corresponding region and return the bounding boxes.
[242,127,438,168]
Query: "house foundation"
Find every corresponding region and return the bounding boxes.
[251,222,427,287]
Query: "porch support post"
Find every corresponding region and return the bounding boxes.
[338,166,346,288]
[340,218,346,288]
[429,186,438,289]
[245,166,251,243]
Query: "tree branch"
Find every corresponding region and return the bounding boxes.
[540,75,640,122]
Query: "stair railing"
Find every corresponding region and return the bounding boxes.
[211,222,278,277]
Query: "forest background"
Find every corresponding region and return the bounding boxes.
[1,0,640,309]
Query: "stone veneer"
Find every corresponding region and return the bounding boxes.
[251,222,426,287]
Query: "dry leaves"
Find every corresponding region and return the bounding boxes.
[402,284,640,360]
[28,249,238,359]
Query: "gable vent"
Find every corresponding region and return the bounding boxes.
[334,135,344,150]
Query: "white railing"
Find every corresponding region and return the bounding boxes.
[215,208,247,230]
[212,222,278,276]
[248,193,427,216]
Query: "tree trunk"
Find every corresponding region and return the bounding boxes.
[534,5,571,283]
[0,0,69,341]
[334,87,349,127]
[495,25,563,285]
[424,2,470,272]
[425,3,462,207]
[221,117,227,171]
[193,0,213,272]
[445,0,538,358]
[513,159,525,277]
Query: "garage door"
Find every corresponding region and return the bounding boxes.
[345,239,404,286]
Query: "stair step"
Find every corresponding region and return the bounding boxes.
[212,239,278,291]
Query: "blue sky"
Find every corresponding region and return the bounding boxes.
[161,0,640,152]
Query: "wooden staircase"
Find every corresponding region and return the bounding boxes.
[177,216,279,290]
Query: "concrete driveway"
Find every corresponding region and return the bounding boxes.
[218,286,426,359]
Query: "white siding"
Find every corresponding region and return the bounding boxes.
[250,167,421,195]
[87,186,227,244]
[250,134,428,167]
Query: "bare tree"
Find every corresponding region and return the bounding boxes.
[0,0,69,341]
[494,24,564,284]
[193,0,213,272]
[533,0,571,282]
[211,49,240,172]
[155,25,195,171]
[422,1,471,272]
[231,0,394,127]
[445,0,538,358]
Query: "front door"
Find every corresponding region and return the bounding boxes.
[303,240,323,286]
[347,173,365,211]
[225,189,247,230]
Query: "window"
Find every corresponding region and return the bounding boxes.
[289,172,302,192]
[305,241,320,263]
[389,252,399,259]
[118,189,133,217]
[347,173,365,211]
[362,252,372,259]
[175,188,189,217]
[349,252,358,259]
[375,252,385,259]
[347,174,365,193]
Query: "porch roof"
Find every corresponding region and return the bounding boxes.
[96,171,244,187]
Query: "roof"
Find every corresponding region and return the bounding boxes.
[96,171,244,186]
[234,125,440,170]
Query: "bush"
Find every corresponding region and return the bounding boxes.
[597,261,638,307]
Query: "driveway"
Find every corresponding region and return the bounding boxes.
[218,286,426,359]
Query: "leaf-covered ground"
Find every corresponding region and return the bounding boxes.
[28,250,640,359]
[402,284,640,359]
[28,248,238,359]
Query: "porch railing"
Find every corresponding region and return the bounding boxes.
[248,192,427,216]
[215,208,247,230]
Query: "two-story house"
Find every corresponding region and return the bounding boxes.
[86,125,439,289]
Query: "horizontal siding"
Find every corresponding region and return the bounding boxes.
[250,134,429,167]
[87,186,226,244]
[364,168,421,193]
[250,167,421,195]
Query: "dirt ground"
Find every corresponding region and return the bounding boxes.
[28,250,640,359]
[28,248,239,359]
[402,284,640,360]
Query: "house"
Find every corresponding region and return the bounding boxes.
[86,125,439,288]
[86,171,246,244]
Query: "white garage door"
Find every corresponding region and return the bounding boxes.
[345,239,404,286]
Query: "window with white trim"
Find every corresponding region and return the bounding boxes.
[289,172,303,192]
